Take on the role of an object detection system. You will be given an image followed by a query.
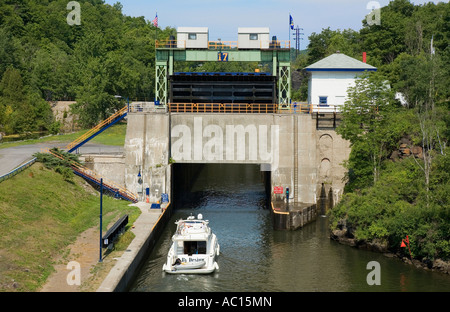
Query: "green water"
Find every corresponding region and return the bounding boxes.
[130,164,450,292]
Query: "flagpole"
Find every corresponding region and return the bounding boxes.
[289,12,291,44]
[289,13,291,60]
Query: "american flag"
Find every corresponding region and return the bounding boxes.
[152,13,158,27]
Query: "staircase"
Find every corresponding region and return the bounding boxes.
[65,105,128,153]
[45,148,138,203]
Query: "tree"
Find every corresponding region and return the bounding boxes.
[337,72,403,190]
[0,67,27,133]
[307,28,363,65]
[29,42,73,101]
[398,52,447,206]
[360,0,415,66]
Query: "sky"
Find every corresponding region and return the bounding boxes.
[104,0,447,48]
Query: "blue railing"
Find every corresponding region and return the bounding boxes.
[0,157,37,183]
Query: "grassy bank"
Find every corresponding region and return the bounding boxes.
[0,162,140,292]
[0,122,127,149]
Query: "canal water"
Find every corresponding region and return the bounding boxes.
[130,164,450,292]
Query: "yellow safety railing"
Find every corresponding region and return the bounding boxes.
[264,40,291,50]
[271,202,290,215]
[168,103,343,114]
[277,104,342,114]
[65,105,128,152]
[208,41,239,50]
[168,103,278,114]
[43,148,138,202]
[155,40,291,50]
[155,40,185,49]
[277,103,312,114]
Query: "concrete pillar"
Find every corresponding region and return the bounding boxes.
[296,115,317,204]
[124,113,170,203]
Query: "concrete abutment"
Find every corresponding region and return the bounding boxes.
[121,112,350,230]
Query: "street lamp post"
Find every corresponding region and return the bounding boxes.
[99,178,103,262]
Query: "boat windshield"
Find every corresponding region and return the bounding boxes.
[176,220,208,235]
[184,241,207,255]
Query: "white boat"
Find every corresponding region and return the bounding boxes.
[163,214,220,274]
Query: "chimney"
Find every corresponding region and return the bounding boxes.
[363,52,367,63]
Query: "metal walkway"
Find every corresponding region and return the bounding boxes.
[45,148,138,203]
[65,105,128,153]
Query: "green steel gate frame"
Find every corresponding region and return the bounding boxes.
[155,46,291,109]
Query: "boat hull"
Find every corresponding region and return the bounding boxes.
[162,215,220,274]
[163,261,219,274]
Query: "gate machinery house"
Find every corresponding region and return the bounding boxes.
[155,27,292,112]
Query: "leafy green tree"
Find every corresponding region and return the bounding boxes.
[399,53,447,205]
[337,72,404,189]
[29,42,73,100]
[307,28,363,65]
[360,0,415,65]
[307,27,336,64]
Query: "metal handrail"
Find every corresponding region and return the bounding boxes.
[0,157,37,183]
[65,106,128,151]
[278,104,342,114]
[271,202,289,215]
[156,40,291,50]
[264,40,291,49]
[128,102,167,113]
[166,103,343,114]
[44,148,138,202]
[168,103,278,114]
[208,41,239,49]
[155,40,185,49]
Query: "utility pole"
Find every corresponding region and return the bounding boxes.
[292,26,304,59]
[99,178,103,263]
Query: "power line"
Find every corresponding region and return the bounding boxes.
[292,26,304,59]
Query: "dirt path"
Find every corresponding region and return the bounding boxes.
[40,225,118,292]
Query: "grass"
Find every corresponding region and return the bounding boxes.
[0,122,127,150]
[0,162,140,292]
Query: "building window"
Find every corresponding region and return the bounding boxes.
[184,241,207,255]
[319,96,328,106]
[249,34,258,40]
[188,33,197,40]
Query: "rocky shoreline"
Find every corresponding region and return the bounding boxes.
[330,225,450,275]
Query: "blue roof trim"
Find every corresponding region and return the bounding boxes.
[305,68,377,72]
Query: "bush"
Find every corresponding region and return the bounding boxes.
[329,151,450,261]
[33,148,80,182]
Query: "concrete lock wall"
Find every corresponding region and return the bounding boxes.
[316,129,351,211]
[80,154,126,187]
[124,112,350,216]
[169,113,305,202]
[124,113,171,203]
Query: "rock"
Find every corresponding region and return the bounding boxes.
[433,259,449,274]
[366,239,388,253]
[402,257,412,265]
[330,229,357,247]
[411,146,423,159]
[390,150,400,162]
